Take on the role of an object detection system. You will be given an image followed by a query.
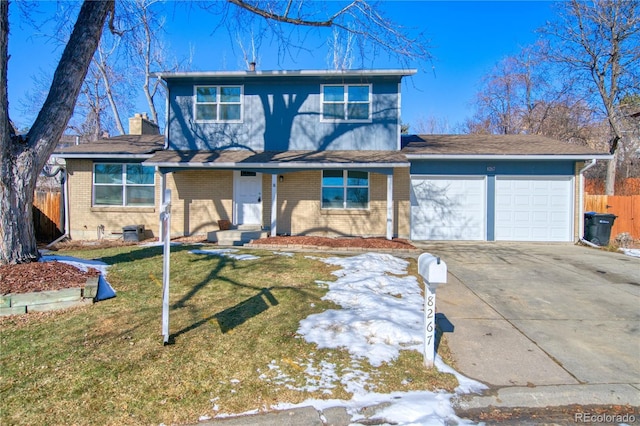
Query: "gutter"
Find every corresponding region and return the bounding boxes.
[578,159,598,244]
[145,161,410,169]
[151,69,418,80]
[51,153,156,160]
[404,154,614,161]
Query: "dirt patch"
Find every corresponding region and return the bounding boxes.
[459,404,638,424]
[0,261,99,295]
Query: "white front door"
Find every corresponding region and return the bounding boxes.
[234,171,262,226]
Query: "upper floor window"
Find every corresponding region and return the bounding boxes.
[195,85,243,122]
[93,163,155,206]
[321,84,371,122]
[321,170,369,209]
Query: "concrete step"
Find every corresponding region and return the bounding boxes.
[207,229,268,246]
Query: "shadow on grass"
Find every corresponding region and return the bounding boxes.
[170,288,279,341]
[162,250,324,343]
[96,244,197,266]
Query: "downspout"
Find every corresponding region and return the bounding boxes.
[578,159,597,244]
[44,166,70,248]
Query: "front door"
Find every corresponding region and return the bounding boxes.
[234,171,262,226]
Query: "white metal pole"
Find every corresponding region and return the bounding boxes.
[161,189,171,345]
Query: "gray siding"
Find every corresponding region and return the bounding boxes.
[167,77,400,151]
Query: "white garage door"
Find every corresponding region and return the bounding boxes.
[411,176,486,240]
[495,176,573,242]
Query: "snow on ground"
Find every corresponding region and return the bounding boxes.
[272,251,295,257]
[189,249,260,261]
[40,254,116,300]
[619,248,640,258]
[300,253,424,367]
[213,252,486,425]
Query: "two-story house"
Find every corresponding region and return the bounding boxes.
[53,69,611,243]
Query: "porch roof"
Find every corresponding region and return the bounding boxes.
[144,150,410,169]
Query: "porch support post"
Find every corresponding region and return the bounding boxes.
[270,174,278,237]
[386,173,394,240]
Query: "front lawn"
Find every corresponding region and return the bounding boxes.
[0,244,457,425]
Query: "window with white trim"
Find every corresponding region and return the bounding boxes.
[195,85,243,122]
[93,163,155,206]
[321,170,369,209]
[321,84,371,121]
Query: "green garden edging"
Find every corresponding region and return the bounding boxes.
[0,276,99,316]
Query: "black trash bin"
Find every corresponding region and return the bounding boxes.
[122,225,145,242]
[583,213,616,246]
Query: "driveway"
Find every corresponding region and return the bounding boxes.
[413,242,640,407]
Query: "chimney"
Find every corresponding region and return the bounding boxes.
[129,113,160,135]
[249,61,256,72]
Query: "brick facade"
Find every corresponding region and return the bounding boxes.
[65,161,410,240]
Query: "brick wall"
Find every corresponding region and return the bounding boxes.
[274,169,410,238]
[66,162,410,240]
[168,170,233,236]
[66,159,161,240]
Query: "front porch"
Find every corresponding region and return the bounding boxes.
[207,224,269,246]
[146,150,411,242]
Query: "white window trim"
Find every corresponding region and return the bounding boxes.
[194,85,244,123]
[93,163,156,207]
[321,170,370,210]
[320,84,372,123]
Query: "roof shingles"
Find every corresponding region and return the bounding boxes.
[401,134,609,156]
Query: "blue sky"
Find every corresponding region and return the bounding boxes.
[7,1,558,133]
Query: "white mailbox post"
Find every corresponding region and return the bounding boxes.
[418,253,447,368]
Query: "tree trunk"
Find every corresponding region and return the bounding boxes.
[0,0,113,265]
[605,145,619,195]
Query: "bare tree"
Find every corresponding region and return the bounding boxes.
[215,0,430,68]
[327,27,355,70]
[411,114,452,134]
[2,0,429,265]
[1,0,114,264]
[541,0,640,194]
[466,45,604,147]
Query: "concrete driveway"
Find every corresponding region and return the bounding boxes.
[414,242,640,409]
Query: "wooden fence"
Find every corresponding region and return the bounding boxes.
[33,190,63,243]
[584,194,640,240]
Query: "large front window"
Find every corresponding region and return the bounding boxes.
[321,84,371,121]
[93,163,155,206]
[321,170,369,209]
[195,85,243,122]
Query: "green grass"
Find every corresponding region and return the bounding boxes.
[0,244,457,425]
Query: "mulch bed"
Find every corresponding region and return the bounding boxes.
[250,236,417,250]
[0,261,99,295]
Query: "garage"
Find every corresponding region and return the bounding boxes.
[495,176,574,242]
[410,175,486,240]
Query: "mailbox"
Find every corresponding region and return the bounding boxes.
[418,253,448,368]
[418,253,448,287]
